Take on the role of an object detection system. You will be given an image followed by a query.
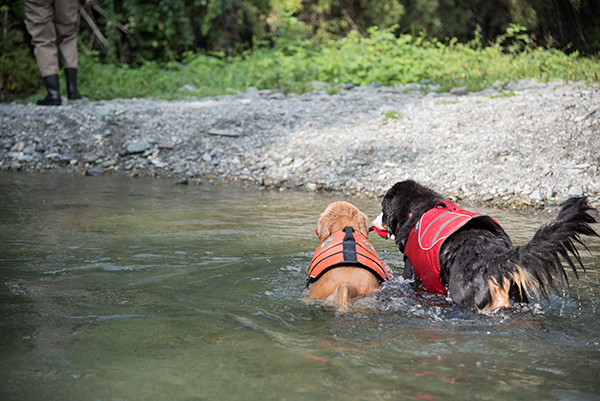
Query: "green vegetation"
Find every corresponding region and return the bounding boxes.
[0,4,39,98]
[384,111,403,120]
[1,0,599,102]
[488,91,517,98]
[62,28,597,102]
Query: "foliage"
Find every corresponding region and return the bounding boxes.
[0,3,39,101]
[497,24,532,54]
[2,0,599,102]
[384,111,403,120]
[80,0,275,64]
[54,27,598,103]
[294,0,405,41]
[73,0,600,64]
[488,91,516,98]
[390,0,600,55]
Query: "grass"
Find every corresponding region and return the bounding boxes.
[384,110,403,119]
[488,91,516,98]
[24,27,600,103]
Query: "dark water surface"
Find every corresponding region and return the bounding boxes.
[1,173,599,401]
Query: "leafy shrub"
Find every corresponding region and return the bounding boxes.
[69,27,599,102]
[4,0,599,102]
[0,4,39,101]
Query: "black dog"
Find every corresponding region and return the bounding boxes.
[378,180,598,312]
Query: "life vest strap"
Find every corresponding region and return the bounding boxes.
[342,226,358,263]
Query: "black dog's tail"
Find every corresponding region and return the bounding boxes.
[509,197,598,301]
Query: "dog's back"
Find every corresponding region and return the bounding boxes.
[308,201,386,311]
[382,180,599,312]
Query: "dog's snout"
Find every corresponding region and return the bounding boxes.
[370,213,394,240]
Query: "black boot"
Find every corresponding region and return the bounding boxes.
[65,68,82,100]
[37,74,61,106]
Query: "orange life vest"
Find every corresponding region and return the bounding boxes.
[307,226,389,285]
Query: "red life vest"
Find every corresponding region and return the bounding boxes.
[308,227,389,285]
[404,201,504,294]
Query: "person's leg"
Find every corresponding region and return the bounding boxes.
[55,0,81,99]
[24,0,61,105]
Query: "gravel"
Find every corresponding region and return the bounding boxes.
[1,79,599,210]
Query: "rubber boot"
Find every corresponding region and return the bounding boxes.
[37,74,61,106]
[65,68,82,100]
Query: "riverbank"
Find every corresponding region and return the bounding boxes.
[1,79,599,210]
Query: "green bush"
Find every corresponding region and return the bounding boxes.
[0,4,39,101]
[64,27,599,102]
[3,0,599,102]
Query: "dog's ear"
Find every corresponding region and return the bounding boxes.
[316,217,332,242]
[356,210,370,238]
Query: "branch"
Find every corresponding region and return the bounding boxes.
[91,4,130,34]
[341,8,362,37]
[79,4,108,47]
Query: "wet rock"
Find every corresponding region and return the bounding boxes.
[86,166,104,176]
[256,121,271,130]
[450,86,469,96]
[13,142,26,152]
[208,129,241,137]
[1,139,13,149]
[530,189,544,201]
[82,152,100,163]
[177,84,197,92]
[127,142,152,154]
[22,143,36,155]
[305,182,318,192]
[59,154,76,163]
[150,158,167,168]
[268,93,286,100]
[311,81,331,90]
[568,186,584,196]
[403,83,421,91]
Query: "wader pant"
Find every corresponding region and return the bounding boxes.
[24,0,79,78]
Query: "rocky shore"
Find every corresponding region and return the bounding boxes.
[1,79,599,210]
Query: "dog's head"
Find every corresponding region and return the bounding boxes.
[381,180,444,251]
[316,201,369,243]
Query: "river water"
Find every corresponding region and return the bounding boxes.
[1,173,599,401]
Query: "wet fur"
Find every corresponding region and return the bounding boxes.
[381,180,599,312]
[308,201,381,311]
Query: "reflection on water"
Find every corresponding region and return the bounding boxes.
[1,173,599,401]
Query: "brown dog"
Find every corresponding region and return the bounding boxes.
[306,201,389,311]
